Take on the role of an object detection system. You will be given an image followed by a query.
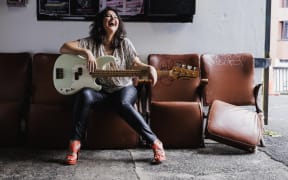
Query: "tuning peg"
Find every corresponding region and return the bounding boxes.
[187,65,192,70]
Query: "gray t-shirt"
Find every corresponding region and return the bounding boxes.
[78,37,137,93]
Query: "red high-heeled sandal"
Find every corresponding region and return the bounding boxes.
[65,140,81,165]
[151,139,166,164]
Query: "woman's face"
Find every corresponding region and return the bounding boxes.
[103,10,119,35]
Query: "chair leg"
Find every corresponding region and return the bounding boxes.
[260,138,266,147]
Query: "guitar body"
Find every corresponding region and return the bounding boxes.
[53,54,115,95]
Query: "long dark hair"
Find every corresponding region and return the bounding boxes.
[89,7,126,49]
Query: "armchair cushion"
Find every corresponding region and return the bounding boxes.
[151,101,203,148]
[206,100,264,152]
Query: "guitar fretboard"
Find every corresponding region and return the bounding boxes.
[90,69,149,77]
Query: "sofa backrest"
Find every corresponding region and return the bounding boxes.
[200,53,256,106]
[0,52,32,102]
[31,53,74,105]
[148,54,201,102]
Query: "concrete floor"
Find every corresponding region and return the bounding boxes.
[0,95,287,180]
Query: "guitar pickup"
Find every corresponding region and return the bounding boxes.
[78,67,83,75]
[74,67,83,80]
[55,68,64,79]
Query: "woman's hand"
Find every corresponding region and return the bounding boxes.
[148,65,158,87]
[132,57,158,86]
[59,41,97,73]
[85,50,97,73]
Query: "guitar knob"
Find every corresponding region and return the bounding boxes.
[176,62,181,67]
[187,65,192,70]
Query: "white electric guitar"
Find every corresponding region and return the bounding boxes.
[53,54,199,95]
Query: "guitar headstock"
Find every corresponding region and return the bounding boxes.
[169,63,199,80]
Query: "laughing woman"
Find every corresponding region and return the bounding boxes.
[59,7,166,165]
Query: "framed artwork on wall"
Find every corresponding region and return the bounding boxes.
[7,0,26,6]
[37,0,196,22]
[37,0,145,21]
[37,0,98,21]
[100,0,144,16]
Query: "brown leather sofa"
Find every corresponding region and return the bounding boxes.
[0,53,32,147]
[0,52,263,151]
[26,53,139,149]
[0,52,138,149]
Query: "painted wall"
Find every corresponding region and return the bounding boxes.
[0,0,266,59]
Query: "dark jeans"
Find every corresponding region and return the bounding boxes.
[70,85,157,145]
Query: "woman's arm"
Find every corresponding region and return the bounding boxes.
[133,56,158,86]
[59,40,97,72]
[60,41,87,56]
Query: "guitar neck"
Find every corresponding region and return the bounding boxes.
[90,69,171,78]
[90,69,148,77]
[157,71,170,77]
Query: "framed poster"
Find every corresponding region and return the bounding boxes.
[37,0,98,21]
[37,0,146,21]
[100,0,144,16]
[37,0,195,22]
[99,0,145,21]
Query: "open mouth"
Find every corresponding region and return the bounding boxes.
[108,21,116,27]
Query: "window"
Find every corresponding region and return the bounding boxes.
[283,0,288,7]
[279,59,288,63]
[282,21,288,40]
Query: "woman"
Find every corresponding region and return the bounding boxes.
[60,7,166,165]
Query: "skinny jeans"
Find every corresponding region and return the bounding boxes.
[70,85,157,144]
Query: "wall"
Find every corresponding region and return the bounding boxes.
[0,0,266,59]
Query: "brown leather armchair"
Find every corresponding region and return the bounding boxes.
[0,53,31,146]
[200,53,264,152]
[148,54,204,148]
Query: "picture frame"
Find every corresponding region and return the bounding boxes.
[37,0,145,21]
[100,0,144,16]
[7,0,26,6]
[36,0,195,22]
[37,0,98,21]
